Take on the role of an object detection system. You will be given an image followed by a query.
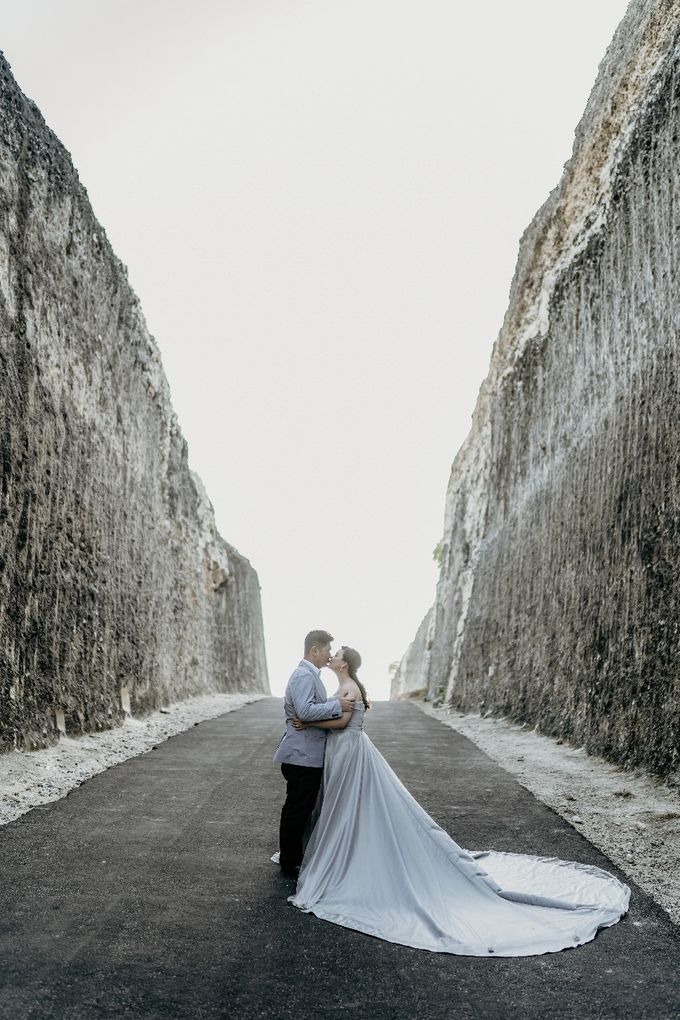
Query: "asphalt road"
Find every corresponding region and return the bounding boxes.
[0,697,678,1020]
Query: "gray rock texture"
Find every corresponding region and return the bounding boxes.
[390,608,431,701]
[0,54,269,753]
[395,1,680,780]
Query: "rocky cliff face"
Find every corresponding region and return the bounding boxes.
[390,609,431,701]
[0,55,268,753]
[395,1,680,780]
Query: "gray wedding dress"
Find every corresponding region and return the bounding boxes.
[288,701,630,957]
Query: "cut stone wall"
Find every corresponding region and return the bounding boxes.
[0,54,269,753]
[395,1,680,780]
[390,609,431,701]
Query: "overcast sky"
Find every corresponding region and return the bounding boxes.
[2,1,629,699]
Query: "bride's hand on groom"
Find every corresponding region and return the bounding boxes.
[291,716,307,730]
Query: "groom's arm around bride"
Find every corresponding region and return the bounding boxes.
[273,660,354,766]
[286,669,345,724]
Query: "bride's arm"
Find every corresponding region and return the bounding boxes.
[300,712,352,730]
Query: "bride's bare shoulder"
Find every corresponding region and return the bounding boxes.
[339,680,362,701]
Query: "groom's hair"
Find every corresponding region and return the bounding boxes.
[304,630,334,654]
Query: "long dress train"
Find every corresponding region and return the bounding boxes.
[288,702,630,957]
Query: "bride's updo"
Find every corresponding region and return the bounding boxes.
[341,646,371,710]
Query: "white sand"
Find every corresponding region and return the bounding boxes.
[0,692,266,827]
[418,702,680,926]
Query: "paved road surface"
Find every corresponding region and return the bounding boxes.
[1,698,678,1019]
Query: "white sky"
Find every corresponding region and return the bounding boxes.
[2,1,629,699]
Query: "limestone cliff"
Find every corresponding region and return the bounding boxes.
[0,54,269,753]
[390,609,431,701]
[395,1,680,780]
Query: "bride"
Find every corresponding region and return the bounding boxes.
[286,646,630,957]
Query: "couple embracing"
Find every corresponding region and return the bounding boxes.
[274,630,366,878]
[273,630,630,957]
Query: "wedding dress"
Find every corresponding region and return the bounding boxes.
[287,701,630,957]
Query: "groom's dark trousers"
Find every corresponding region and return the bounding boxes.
[279,763,323,872]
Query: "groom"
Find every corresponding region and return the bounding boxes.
[274,629,355,877]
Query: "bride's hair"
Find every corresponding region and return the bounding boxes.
[340,646,371,710]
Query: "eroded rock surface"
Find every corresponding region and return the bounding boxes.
[390,608,431,701]
[0,54,268,752]
[396,1,680,780]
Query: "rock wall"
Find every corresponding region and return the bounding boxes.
[390,609,431,700]
[0,55,269,753]
[396,1,680,780]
